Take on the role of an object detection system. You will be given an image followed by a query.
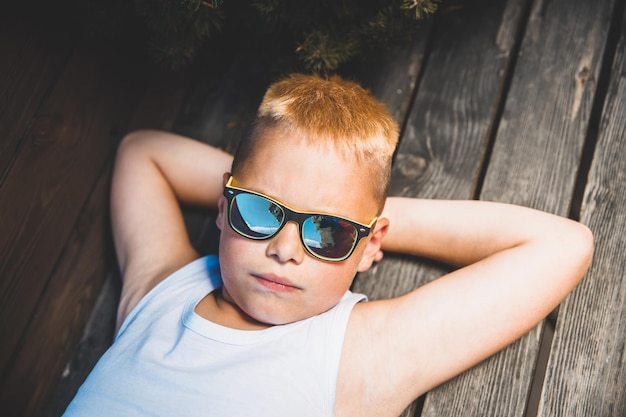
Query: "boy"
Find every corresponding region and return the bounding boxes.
[63,74,593,416]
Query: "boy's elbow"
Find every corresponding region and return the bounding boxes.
[115,130,166,166]
[567,221,594,285]
[575,221,594,263]
[118,130,157,153]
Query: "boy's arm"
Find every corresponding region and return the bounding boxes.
[340,198,593,414]
[111,130,233,327]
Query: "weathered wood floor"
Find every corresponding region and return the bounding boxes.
[48,0,626,416]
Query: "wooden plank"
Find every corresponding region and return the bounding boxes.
[128,67,195,132]
[0,12,75,181]
[0,166,114,417]
[421,0,616,416]
[342,21,432,128]
[537,5,626,415]
[350,0,529,416]
[0,42,145,380]
[479,0,615,212]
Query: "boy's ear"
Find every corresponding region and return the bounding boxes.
[357,217,389,272]
[215,172,231,231]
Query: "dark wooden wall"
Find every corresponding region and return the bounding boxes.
[0,5,190,416]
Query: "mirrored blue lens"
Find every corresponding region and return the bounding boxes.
[231,193,283,238]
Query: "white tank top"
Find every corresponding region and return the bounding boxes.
[63,256,366,417]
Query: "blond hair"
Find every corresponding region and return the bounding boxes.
[232,74,399,212]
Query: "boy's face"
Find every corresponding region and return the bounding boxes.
[216,132,388,326]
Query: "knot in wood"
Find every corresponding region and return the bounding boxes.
[395,154,428,180]
[576,66,590,85]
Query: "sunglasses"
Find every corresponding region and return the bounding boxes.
[223,177,377,262]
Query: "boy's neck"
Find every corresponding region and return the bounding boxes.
[195,289,272,331]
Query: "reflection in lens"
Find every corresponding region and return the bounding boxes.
[303,215,357,259]
[231,194,283,238]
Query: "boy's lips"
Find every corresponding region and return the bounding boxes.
[253,273,301,292]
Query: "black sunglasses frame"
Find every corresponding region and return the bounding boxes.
[223,177,377,262]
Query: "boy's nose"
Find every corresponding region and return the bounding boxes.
[265,221,305,264]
